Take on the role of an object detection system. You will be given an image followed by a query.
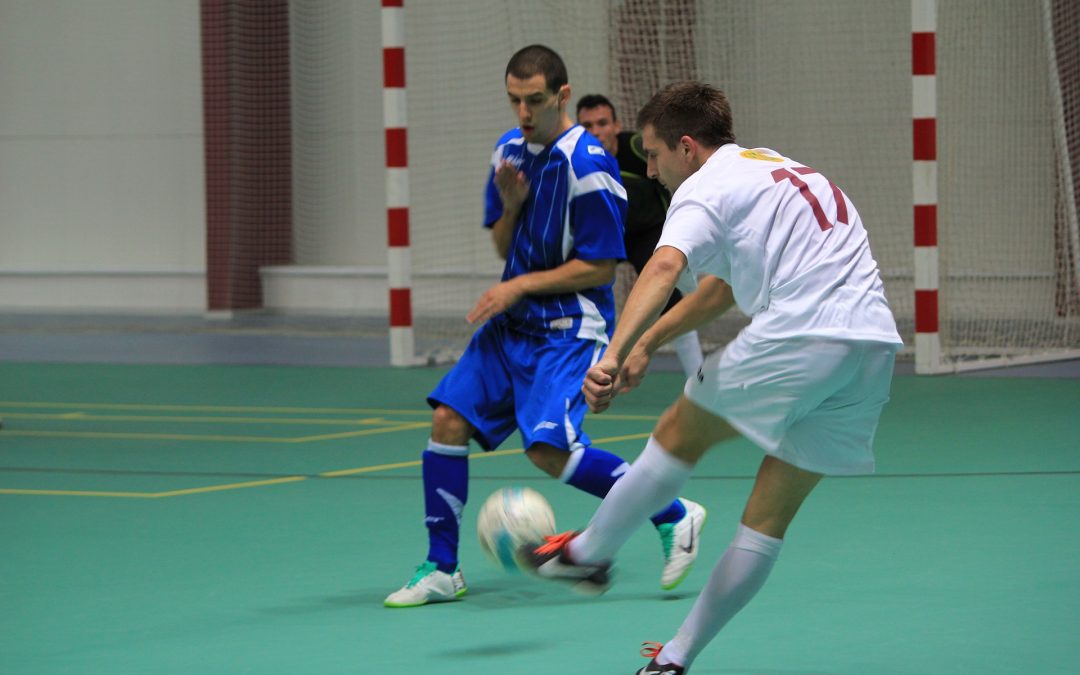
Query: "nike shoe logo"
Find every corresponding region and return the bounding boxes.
[679,516,696,553]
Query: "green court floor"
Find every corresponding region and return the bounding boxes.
[1,362,1078,674]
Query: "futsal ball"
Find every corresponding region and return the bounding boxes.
[476,487,557,572]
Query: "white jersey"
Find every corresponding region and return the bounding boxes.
[657,144,902,344]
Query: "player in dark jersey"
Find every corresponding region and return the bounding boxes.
[577,94,704,377]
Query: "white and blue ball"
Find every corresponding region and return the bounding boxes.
[476,487,556,572]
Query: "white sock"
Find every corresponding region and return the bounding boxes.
[660,523,783,668]
[671,330,704,378]
[569,436,693,564]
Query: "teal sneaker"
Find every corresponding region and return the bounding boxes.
[657,499,707,590]
[384,561,467,608]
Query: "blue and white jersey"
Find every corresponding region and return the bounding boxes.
[483,125,628,342]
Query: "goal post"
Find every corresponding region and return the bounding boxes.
[381,0,418,366]
[289,1,1080,370]
[389,0,1080,370]
[915,0,1080,372]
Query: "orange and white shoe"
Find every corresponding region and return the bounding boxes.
[516,531,611,595]
[636,642,686,675]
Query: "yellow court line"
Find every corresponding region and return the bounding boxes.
[0,401,659,421]
[0,422,430,444]
[0,401,433,416]
[319,447,527,477]
[289,422,430,443]
[0,488,159,498]
[1,430,310,443]
[584,431,656,444]
[319,460,429,477]
[153,476,308,498]
[0,412,407,427]
[591,413,663,421]
[0,432,653,499]
[0,477,307,499]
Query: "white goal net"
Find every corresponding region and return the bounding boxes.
[290,0,1080,370]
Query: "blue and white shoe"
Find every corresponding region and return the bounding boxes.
[657,499,707,590]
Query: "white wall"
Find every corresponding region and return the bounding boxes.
[0,0,205,311]
[0,0,608,315]
[285,0,612,316]
[5,0,1065,338]
[289,0,383,268]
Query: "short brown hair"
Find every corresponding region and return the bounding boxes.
[505,44,568,93]
[576,94,617,121]
[636,81,735,150]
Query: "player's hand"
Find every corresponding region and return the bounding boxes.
[616,344,652,394]
[583,356,621,413]
[466,279,525,325]
[494,160,529,211]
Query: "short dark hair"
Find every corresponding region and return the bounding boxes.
[576,94,617,121]
[505,44,568,93]
[636,81,735,150]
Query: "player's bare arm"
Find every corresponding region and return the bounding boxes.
[619,276,735,392]
[636,275,734,354]
[466,258,617,326]
[490,160,529,259]
[583,245,685,413]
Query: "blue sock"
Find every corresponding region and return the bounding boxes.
[422,441,469,574]
[650,493,687,526]
[562,446,686,526]
[562,446,627,498]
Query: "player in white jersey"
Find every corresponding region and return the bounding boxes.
[520,81,903,674]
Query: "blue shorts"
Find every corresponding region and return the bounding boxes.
[428,319,606,452]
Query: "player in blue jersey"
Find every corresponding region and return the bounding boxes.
[385,45,706,608]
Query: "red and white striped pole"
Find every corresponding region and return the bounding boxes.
[383,0,414,366]
[913,0,939,373]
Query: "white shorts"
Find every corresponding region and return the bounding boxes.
[684,333,898,476]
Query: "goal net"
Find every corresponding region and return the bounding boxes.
[289,0,1080,370]
[607,0,1080,372]
[928,0,1080,371]
[394,2,612,362]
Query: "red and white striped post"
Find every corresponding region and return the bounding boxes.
[383,0,414,366]
[913,0,939,373]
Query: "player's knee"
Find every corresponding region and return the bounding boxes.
[525,443,568,478]
[653,395,735,463]
[430,405,472,445]
[741,457,822,538]
[740,509,798,540]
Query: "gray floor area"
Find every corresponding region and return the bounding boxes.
[0,312,392,367]
[2,311,1080,377]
